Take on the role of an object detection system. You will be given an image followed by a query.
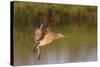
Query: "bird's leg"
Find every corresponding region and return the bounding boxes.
[33,42,39,54]
[37,46,40,60]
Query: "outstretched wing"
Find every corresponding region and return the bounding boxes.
[34,7,53,41]
[35,23,44,41]
[33,7,53,60]
[35,23,50,41]
[33,23,48,59]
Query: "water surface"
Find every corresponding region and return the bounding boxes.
[14,24,97,66]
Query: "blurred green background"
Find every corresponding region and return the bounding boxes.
[13,1,97,66]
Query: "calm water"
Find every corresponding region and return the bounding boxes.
[14,25,97,66]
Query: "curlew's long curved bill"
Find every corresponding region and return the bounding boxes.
[63,36,70,39]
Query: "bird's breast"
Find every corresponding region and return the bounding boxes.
[38,33,54,46]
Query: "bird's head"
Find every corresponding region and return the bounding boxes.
[56,33,67,39]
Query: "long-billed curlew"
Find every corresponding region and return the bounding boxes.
[33,7,66,60]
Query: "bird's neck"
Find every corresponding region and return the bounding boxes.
[54,34,61,40]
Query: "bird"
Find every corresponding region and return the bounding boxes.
[33,7,66,60]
